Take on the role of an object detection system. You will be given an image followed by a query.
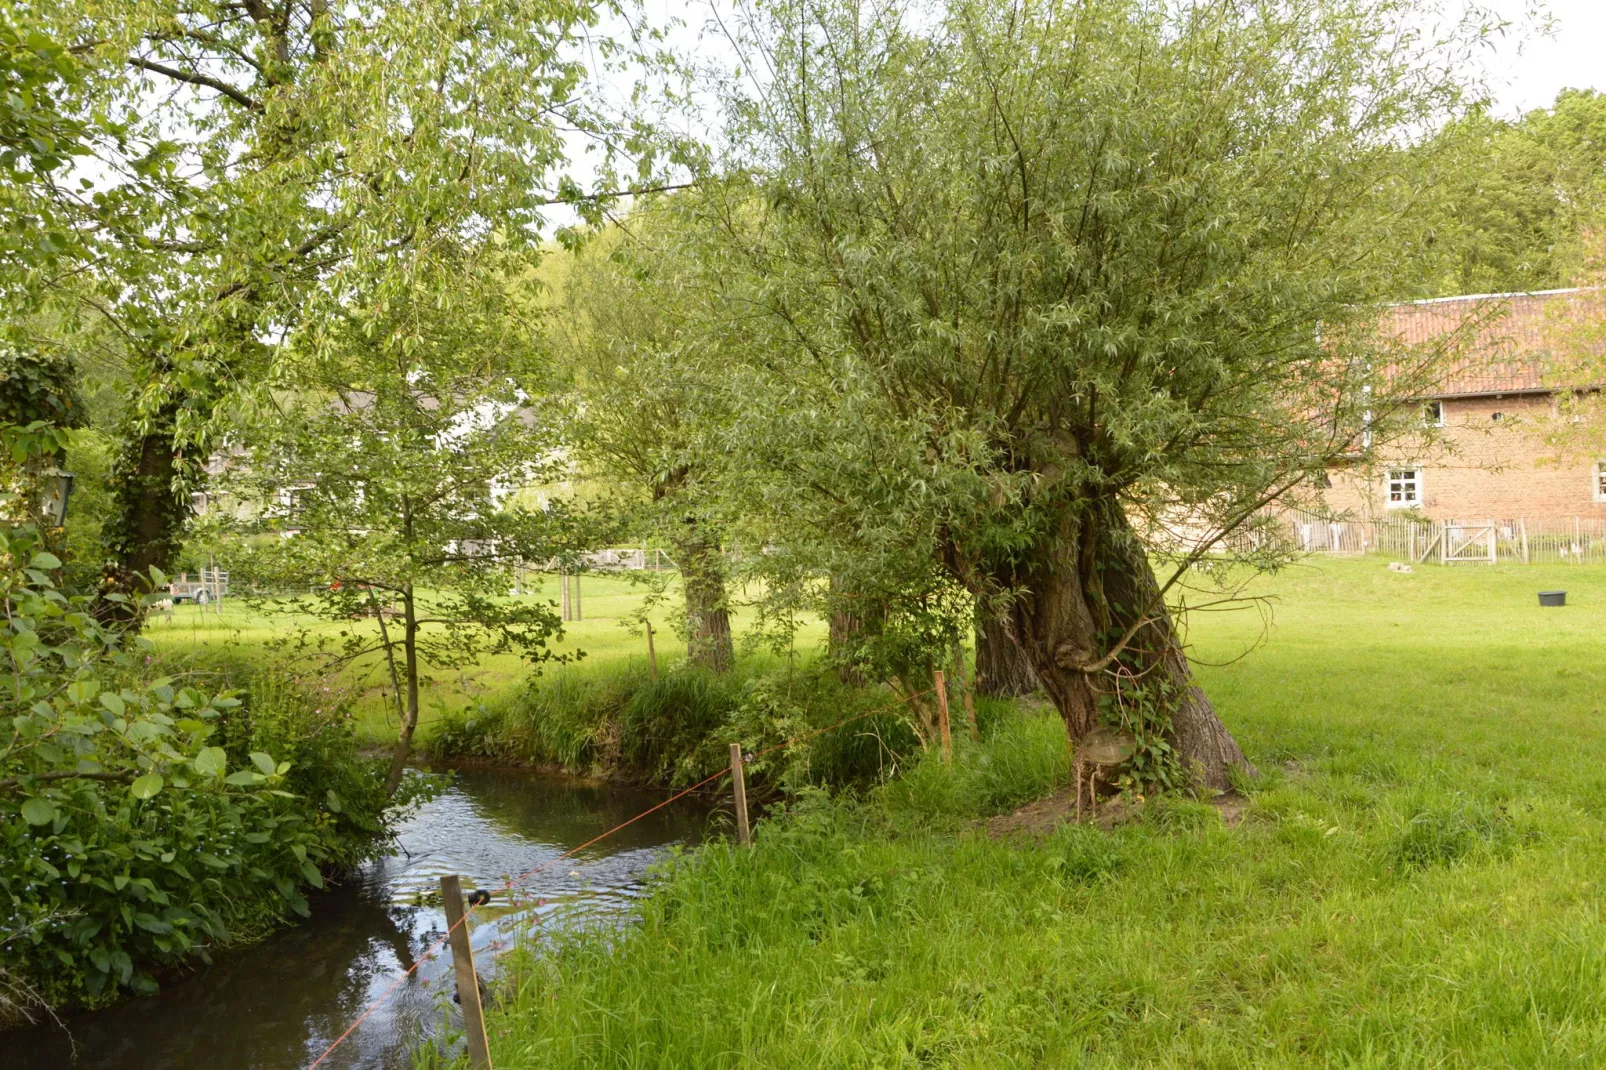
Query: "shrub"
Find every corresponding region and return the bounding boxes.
[429,665,930,792]
[0,528,399,1016]
[879,708,1071,820]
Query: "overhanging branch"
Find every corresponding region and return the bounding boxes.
[127,57,261,110]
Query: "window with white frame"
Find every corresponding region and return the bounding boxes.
[1594,462,1606,503]
[1386,467,1421,508]
[1423,400,1444,427]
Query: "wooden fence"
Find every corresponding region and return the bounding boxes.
[1273,512,1606,565]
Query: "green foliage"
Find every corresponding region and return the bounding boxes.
[1422,90,1606,296]
[11,0,684,597]
[0,15,98,305]
[430,664,928,791]
[212,253,581,785]
[617,671,740,783]
[878,709,1071,820]
[1098,674,1183,795]
[0,522,396,1015]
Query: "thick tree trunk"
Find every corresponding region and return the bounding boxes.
[992,498,1253,792]
[98,413,194,623]
[974,606,1038,697]
[826,574,883,685]
[675,527,733,672]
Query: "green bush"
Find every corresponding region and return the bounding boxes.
[878,708,1071,820]
[0,527,400,1019]
[1,664,400,1016]
[618,672,741,782]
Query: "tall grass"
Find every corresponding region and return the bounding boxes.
[428,663,933,790]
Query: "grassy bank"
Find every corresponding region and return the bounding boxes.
[457,558,1606,1067]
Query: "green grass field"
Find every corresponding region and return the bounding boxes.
[147,572,825,746]
[442,558,1606,1068]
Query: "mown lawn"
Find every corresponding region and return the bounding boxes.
[452,558,1606,1068]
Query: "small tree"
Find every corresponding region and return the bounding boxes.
[223,257,571,794]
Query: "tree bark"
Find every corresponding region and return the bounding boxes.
[383,584,421,797]
[973,605,1038,697]
[826,574,883,685]
[979,497,1253,792]
[98,411,194,623]
[675,525,733,672]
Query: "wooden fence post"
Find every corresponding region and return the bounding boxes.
[560,571,571,621]
[439,875,493,1070]
[572,573,582,620]
[1520,518,1529,564]
[729,743,751,846]
[934,669,952,763]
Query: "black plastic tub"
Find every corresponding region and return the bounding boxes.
[1539,590,1567,607]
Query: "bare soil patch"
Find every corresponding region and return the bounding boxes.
[984,786,1248,838]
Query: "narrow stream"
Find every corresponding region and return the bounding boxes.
[9,769,712,1069]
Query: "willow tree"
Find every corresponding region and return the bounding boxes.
[692,0,1476,789]
[33,0,652,615]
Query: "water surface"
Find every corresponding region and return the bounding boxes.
[9,769,710,1069]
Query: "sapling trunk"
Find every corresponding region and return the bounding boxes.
[383,585,421,797]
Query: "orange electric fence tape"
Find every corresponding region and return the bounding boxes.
[305,688,934,1068]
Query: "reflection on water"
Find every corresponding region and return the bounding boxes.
[8,769,711,1069]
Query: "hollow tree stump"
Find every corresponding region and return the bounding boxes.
[1073,727,1137,821]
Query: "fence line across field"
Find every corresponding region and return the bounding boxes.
[1166,511,1606,566]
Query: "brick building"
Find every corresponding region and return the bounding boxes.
[1320,288,1606,522]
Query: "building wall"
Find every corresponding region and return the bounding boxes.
[1321,393,1606,521]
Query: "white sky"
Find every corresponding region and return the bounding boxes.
[553,0,1604,227]
[1473,0,1606,115]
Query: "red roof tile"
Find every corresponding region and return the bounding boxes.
[1382,288,1603,398]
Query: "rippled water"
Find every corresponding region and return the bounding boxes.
[8,769,712,1069]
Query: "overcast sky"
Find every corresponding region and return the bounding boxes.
[1481,0,1606,115]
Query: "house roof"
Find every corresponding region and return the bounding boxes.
[1384,288,1602,399]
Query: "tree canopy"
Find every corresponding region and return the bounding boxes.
[1423,88,1606,296]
